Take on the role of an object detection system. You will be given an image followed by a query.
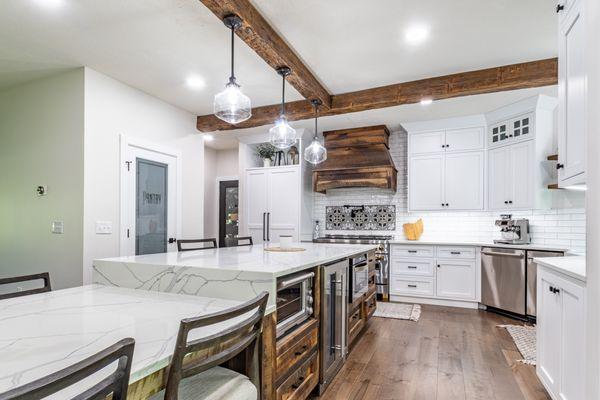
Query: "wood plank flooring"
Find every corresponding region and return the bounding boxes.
[318,305,550,400]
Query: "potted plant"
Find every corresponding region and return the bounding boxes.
[256,143,276,167]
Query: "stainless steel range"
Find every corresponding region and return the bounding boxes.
[313,234,391,300]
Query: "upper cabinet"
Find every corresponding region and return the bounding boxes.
[406,116,485,212]
[488,113,534,148]
[557,0,586,187]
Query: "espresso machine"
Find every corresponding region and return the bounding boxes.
[493,214,531,245]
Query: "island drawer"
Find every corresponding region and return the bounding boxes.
[365,291,377,320]
[390,276,434,296]
[391,259,434,276]
[436,246,476,260]
[275,319,318,383]
[391,245,435,258]
[276,350,319,400]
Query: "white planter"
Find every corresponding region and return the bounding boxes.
[263,158,272,167]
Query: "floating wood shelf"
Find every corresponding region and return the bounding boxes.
[548,183,561,189]
[547,154,558,161]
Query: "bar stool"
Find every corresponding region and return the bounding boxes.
[224,236,253,247]
[177,238,218,252]
[0,272,51,300]
[0,338,135,400]
[150,292,269,400]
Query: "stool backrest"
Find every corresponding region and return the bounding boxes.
[0,338,135,400]
[164,292,269,400]
[177,238,217,252]
[224,236,253,247]
[0,272,51,300]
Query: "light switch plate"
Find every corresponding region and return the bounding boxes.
[52,221,64,234]
[95,221,113,235]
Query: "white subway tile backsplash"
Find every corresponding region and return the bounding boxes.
[313,129,586,253]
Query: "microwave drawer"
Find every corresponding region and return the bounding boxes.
[391,276,434,296]
[436,246,476,260]
[391,245,434,258]
[391,259,434,277]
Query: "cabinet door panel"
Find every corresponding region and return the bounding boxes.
[267,168,299,241]
[445,127,484,152]
[489,121,510,147]
[559,279,585,400]
[245,170,268,244]
[410,131,445,154]
[509,141,534,209]
[537,272,561,394]
[559,0,586,183]
[488,147,510,210]
[409,155,444,210]
[436,261,476,300]
[445,152,484,210]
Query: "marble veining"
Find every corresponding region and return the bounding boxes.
[93,243,377,311]
[0,285,243,399]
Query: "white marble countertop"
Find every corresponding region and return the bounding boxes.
[389,238,570,253]
[0,285,243,398]
[534,256,586,283]
[97,242,377,278]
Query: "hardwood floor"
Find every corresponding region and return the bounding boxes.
[318,305,550,400]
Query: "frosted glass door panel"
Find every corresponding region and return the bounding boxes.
[136,158,168,255]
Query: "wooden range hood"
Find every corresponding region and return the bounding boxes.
[312,125,397,193]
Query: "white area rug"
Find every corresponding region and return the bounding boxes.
[373,302,421,322]
[498,324,537,365]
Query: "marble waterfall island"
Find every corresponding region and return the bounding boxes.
[93,242,377,312]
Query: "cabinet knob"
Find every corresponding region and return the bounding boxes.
[504,201,508,204]
[556,3,565,12]
[508,200,513,204]
[556,163,565,170]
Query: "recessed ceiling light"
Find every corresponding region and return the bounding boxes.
[420,98,433,106]
[204,134,214,141]
[405,24,430,46]
[32,0,65,9]
[186,75,206,90]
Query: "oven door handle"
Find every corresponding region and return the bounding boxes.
[278,272,315,289]
[481,251,524,258]
[353,263,369,271]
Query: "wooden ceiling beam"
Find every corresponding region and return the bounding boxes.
[196,58,558,132]
[199,0,331,108]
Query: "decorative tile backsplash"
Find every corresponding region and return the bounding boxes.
[326,205,396,230]
[314,129,587,254]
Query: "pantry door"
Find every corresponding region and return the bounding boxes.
[120,136,181,256]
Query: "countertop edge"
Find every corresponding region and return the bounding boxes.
[534,256,586,283]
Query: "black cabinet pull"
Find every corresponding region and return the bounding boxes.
[407,266,417,269]
[549,286,554,293]
[508,200,513,204]
[437,264,441,268]
[408,284,417,288]
[408,250,417,254]
[450,251,461,255]
[557,163,565,170]
[445,203,449,207]
[556,3,564,12]
[504,201,508,204]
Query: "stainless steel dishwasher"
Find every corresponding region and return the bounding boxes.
[481,247,526,315]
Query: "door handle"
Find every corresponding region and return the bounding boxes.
[262,213,266,241]
[168,238,177,244]
[266,212,270,241]
[481,251,524,258]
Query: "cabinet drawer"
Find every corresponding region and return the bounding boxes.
[275,319,318,383]
[391,259,434,276]
[348,306,362,333]
[365,291,377,320]
[436,246,476,260]
[392,245,434,258]
[276,351,319,400]
[348,307,365,346]
[390,277,434,296]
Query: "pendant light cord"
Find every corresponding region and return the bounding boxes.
[314,103,319,139]
[281,74,286,117]
[229,25,235,83]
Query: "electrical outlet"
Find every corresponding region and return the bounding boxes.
[52,221,64,234]
[95,221,113,235]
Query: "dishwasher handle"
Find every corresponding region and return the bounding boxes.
[481,251,525,258]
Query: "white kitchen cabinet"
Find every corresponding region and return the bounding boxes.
[435,260,476,300]
[444,151,484,210]
[244,165,311,244]
[409,126,484,155]
[409,154,444,211]
[558,0,586,186]
[390,244,480,308]
[410,130,445,154]
[488,146,510,210]
[537,265,586,400]
[488,141,534,210]
[488,113,534,148]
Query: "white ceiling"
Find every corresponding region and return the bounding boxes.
[0,0,557,148]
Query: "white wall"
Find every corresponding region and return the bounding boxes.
[0,69,85,290]
[83,68,204,283]
[585,0,599,397]
[203,147,239,239]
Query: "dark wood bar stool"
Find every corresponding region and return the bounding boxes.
[150,291,269,400]
[224,236,253,247]
[177,238,218,252]
[0,338,135,400]
[0,272,51,300]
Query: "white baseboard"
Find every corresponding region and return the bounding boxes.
[389,295,479,309]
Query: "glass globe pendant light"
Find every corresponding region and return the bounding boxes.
[269,67,297,149]
[304,99,327,164]
[213,14,251,124]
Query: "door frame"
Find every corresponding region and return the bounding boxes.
[119,134,182,256]
[217,178,239,247]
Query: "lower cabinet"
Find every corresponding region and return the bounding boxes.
[389,244,480,307]
[537,266,585,400]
